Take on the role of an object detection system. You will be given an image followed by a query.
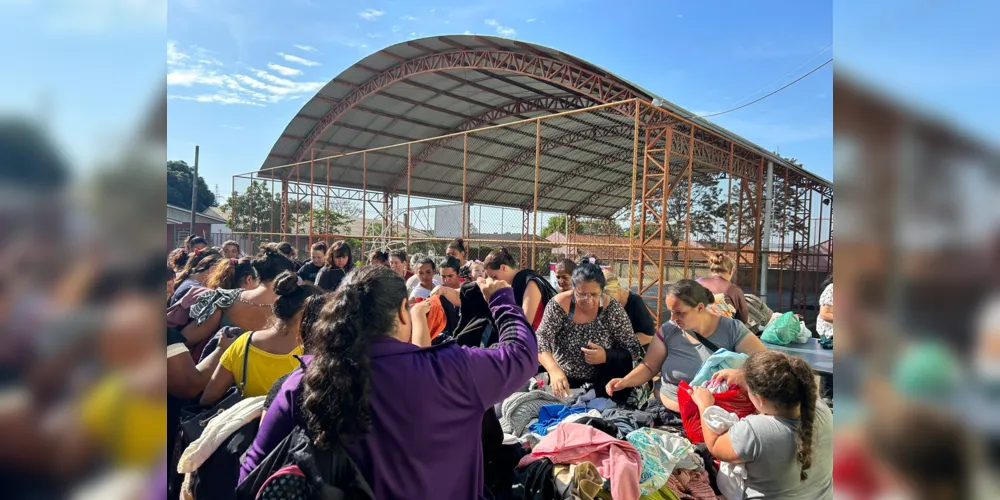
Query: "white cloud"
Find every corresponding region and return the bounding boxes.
[463,30,474,35]
[277,52,321,66]
[342,40,369,50]
[676,14,683,18]
[267,63,302,76]
[359,8,385,21]
[222,124,245,130]
[527,18,536,23]
[391,25,401,32]
[293,44,317,52]
[484,19,516,37]
[400,15,418,21]
[367,32,383,38]
[167,41,326,107]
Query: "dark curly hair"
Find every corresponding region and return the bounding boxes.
[271,271,322,329]
[298,292,332,352]
[254,243,298,283]
[168,247,189,272]
[743,351,819,481]
[302,265,406,449]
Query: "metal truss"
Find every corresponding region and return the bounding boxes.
[290,49,641,164]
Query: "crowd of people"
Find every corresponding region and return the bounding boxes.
[165,235,833,499]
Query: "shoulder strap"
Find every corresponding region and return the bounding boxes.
[239,331,253,395]
[568,294,602,322]
[688,329,720,353]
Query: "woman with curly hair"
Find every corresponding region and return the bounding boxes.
[241,267,538,499]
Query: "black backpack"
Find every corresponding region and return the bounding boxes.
[236,426,374,500]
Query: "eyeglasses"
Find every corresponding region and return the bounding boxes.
[573,290,602,301]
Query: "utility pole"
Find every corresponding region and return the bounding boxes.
[189,145,200,234]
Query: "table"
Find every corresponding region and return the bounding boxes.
[763,338,833,374]
[764,338,834,403]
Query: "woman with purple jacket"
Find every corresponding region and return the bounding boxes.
[240,266,538,499]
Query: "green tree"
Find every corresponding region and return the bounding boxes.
[540,215,578,239]
[167,160,215,212]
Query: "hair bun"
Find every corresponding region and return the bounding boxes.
[273,270,299,296]
[260,244,279,257]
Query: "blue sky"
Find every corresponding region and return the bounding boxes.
[167,0,834,200]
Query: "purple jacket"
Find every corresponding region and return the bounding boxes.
[240,287,537,499]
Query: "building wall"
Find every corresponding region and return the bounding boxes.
[168,222,213,249]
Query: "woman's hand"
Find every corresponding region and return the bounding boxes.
[581,342,607,365]
[476,277,510,301]
[549,370,572,398]
[711,368,745,388]
[410,299,431,321]
[688,385,716,409]
[606,377,629,396]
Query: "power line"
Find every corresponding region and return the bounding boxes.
[726,43,832,107]
[697,58,832,118]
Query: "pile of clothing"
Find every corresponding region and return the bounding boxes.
[496,381,718,500]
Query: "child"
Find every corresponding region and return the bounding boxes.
[689,351,833,499]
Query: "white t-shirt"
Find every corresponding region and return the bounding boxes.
[409,285,432,302]
[406,273,440,294]
[815,284,833,338]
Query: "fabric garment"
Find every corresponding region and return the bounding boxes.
[518,423,642,500]
[170,279,199,307]
[529,404,589,436]
[296,262,323,284]
[702,405,739,434]
[559,409,603,426]
[512,269,558,330]
[572,416,625,440]
[666,469,716,500]
[520,458,557,500]
[241,287,538,500]
[727,399,834,499]
[177,396,264,474]
[553,464,575,500]
[642,397,684,427]
[625,428,698,496]
[425,295,448,339]
[314,265,349,292]
[166,285,211,328]
[701,379,731,394]
[454,281,498,348]
[219,332,304,398]
[79,374,166,467]
[188,288,244,326]
[656,318,750,403]
[500,390,565,437]
[623,292,657,336]
[677,380,757,445]
[640,484,681,500]
[600,408,653,435]
[816,284,833,338]
[708,295,737,319]
[537,298,641,380]
[697,275,749,326]
[409,284,433,302]
[689,348,749,387]
[574,461,611,500]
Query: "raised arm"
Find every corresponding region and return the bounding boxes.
[461,280,539,409]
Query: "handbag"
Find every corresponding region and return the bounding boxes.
[168,331,254,500]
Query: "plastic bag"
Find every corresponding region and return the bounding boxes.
[794,321,812,343]
[761,311,800,345]
[677,380,757,444]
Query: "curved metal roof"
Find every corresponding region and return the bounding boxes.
[262,35,829,218]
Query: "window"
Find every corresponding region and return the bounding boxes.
[175,227,190,248]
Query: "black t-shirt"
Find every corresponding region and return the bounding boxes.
[315,266,349,291]
[623,291,657,336]
[297,262,323,284]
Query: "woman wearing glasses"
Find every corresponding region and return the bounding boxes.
[536,263,641,403]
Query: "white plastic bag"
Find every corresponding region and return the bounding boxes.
[795,320,812,343]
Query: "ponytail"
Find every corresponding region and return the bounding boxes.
[302,265,406,449]
[789,357,818,481]
[743,350,819,482]
[205,257,256,290]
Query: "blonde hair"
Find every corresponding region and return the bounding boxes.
[602,269,622,296]
[708,252,736,275]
